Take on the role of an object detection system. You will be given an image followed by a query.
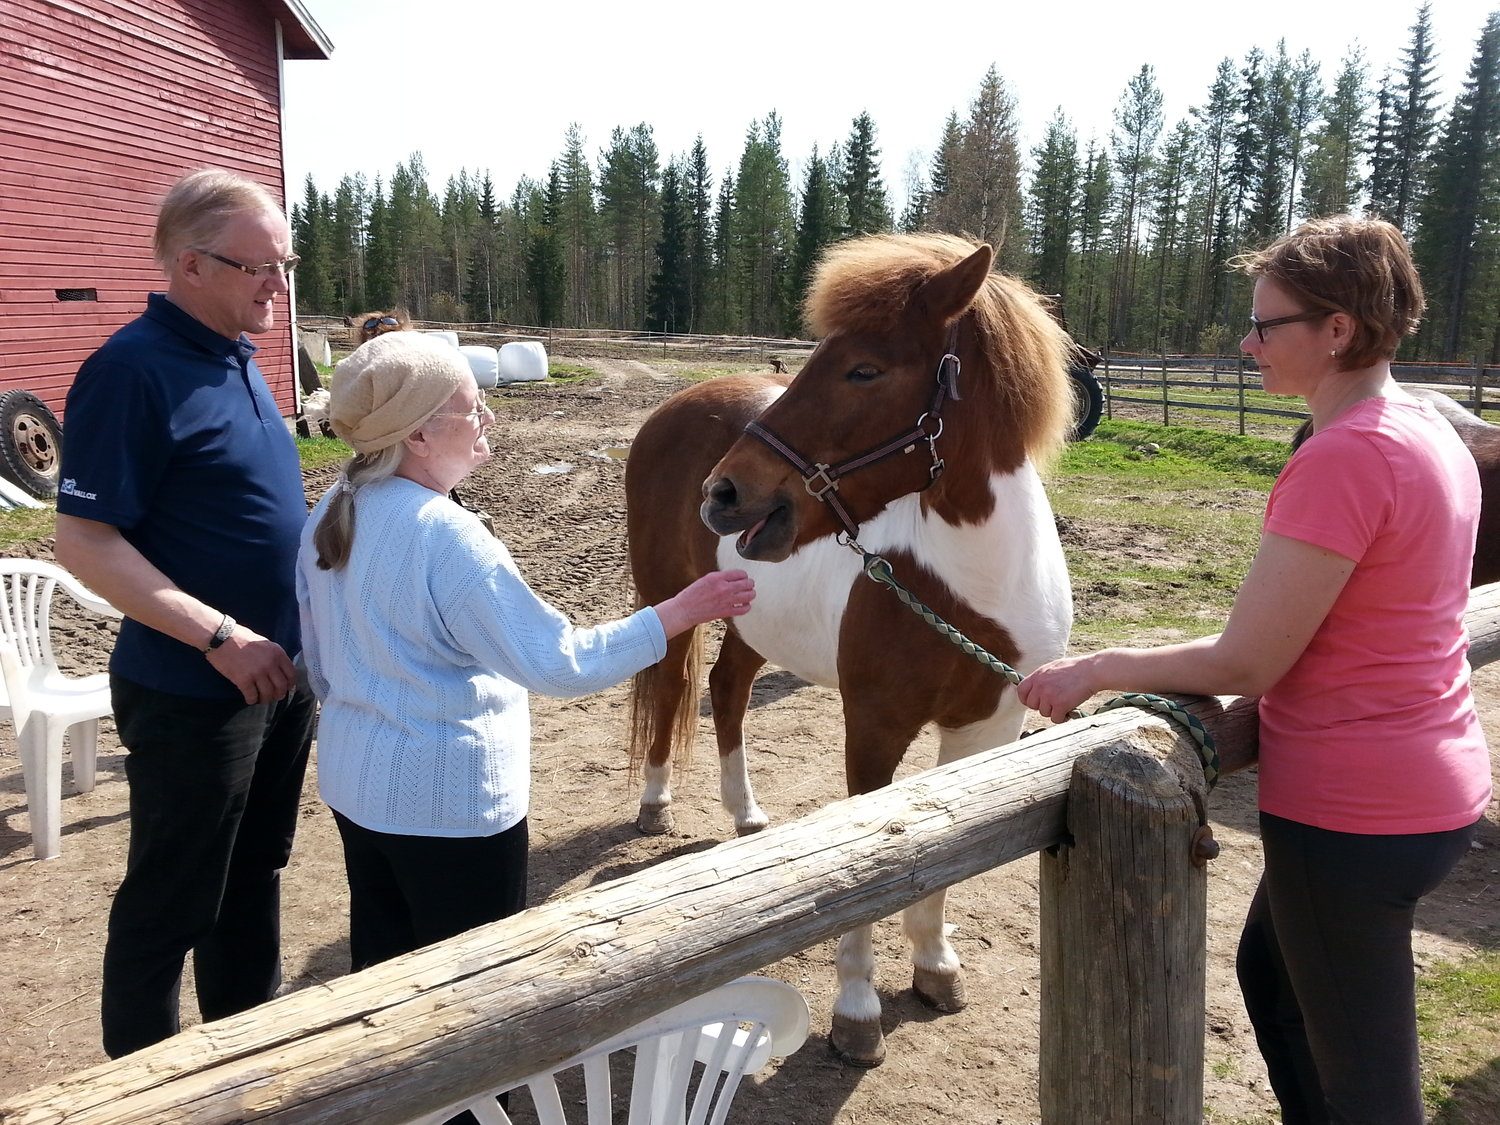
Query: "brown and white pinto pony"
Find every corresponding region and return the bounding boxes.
[624,234,1075,1065]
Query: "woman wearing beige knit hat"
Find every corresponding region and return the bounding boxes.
[296,333,753,999]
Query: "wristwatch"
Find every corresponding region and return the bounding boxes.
[204,614,236,653]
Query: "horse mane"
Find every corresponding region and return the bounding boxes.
[803,233,1074,463]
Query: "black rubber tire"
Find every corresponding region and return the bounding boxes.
[1067,364,1104,441]
[0,390,62,499]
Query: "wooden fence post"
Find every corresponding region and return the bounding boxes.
[1474,355,1485,420]
[1160,354,1170,426]
[1237,354,1246,436]
[1039,731,1209,1124]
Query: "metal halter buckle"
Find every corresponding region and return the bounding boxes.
[803,463,839,499]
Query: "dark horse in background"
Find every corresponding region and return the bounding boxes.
[622,234,1077,1065]
[1294,386,1500,585]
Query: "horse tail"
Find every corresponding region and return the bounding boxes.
[627,618,704,779]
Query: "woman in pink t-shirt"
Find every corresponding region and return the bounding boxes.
[1019,215,1490,1124]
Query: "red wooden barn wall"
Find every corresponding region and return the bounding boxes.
[1,0,308,420]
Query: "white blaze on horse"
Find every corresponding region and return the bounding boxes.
[623,233,1076,1065]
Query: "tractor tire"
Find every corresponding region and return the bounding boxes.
[0,390,63,499]
[1067,363,1104,441]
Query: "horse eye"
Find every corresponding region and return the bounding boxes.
[846,366,882,385]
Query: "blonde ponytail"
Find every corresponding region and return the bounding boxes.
[312,446,403,570]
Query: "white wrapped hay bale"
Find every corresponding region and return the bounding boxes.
[461,345,501,388]
[499,340,548,383]
[420,330,461,349]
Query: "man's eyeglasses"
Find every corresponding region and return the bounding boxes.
[432,405,490,424]
[363,316,401,332]
[1249,309,1330,343]
[196,250,301,278]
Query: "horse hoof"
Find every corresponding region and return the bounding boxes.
[913,967,967,1013]
[735,819,768,837]
[829,1015,886,1067]
[636,806,674,835]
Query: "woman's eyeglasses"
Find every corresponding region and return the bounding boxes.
[196,250,301,278]
[363,316,401,331]
[1248,309,1330,343]
[432,405,490,424]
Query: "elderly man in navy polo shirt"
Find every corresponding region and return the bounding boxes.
[55,169,316,1058]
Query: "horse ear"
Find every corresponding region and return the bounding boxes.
[913,244,994,325]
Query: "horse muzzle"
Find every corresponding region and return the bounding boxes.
[700,478,797,562]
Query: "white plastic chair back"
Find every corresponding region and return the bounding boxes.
[0,559,120,859]
[409,976,809,1125]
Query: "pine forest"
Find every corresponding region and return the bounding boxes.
[290,4,1500,362]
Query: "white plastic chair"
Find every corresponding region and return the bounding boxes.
[410,976,810,1125]
[0,559,120,860]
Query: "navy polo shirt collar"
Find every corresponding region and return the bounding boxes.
[143,292,258,363]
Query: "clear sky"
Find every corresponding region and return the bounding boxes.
[282,1,1497,212]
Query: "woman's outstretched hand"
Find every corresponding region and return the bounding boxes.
[654,570,756,639]
[1017,653,1103,723]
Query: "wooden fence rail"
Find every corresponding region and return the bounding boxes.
[1100,352,1500,432]
[6,587,1498,1125]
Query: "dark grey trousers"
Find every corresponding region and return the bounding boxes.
[1237,810,1478,1124]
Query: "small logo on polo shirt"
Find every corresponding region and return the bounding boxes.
[59,479,98,500]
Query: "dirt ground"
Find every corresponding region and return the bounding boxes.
[2,357,1498,1124]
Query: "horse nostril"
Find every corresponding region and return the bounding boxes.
[705,476,738,508]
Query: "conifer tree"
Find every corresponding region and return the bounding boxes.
[1146,119,1196,349]
[1388,1,1441,229]
[364,178,397,310]
[291,174,331,314]
[1189,59,1239,344]
[1247,44,1291,242]
[1026,109,1079,300]
[730,114,794,335]
[1301,48,1369,217]
[526,166,566,327]
[790,147,839,333]
[1109,65,1163,344]
[647,163,691,333]
[1075,143,1114,344]
[328,174,367,314]
[1366,75,1399,218]
[839,112,892,236]
[558,124,598,326]
[709,172,736,332]
[925,112,964,233]
[950,67,1026,266]
[684,137,714,331]
[1284,49,1324,229]
[1414,12,1500,358]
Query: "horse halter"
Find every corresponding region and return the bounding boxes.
[742,323,961,542]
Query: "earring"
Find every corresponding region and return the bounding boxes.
[1330,349,1338,357]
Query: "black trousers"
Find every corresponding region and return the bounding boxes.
[333,812,528,1125]
[1237,811,1478,1124]
[331,811,528,972]
[101,676,316,1058]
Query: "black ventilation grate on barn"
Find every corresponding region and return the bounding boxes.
[55,288,98,302]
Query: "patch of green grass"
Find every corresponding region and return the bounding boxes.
[1418,951,1500,1119]
[296,435,351,470]
[1047,420,1286,646]
[0,506,56,546]
[547,361,595,382]
[1073,420,1291,483]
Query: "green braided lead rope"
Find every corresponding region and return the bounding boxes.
[857,549,1220,789]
